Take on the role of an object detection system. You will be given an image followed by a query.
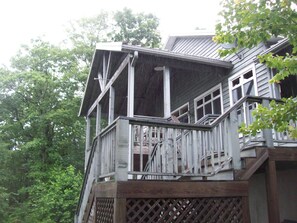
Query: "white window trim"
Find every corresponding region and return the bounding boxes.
[194,84,223,123]
[171,103,190,123]
[228,64,258,106]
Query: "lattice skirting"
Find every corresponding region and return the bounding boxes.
[95,198,114,223]
[126,197,244,223]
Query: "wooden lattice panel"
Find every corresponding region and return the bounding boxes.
[96,198,114,223]
[126,197,243,223]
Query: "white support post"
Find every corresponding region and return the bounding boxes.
[127,62,135,117]
[96,103,101,135]
[85,117,91,171]
[115,119,129,181]
[229,110,241,169]
[108,86,115,125]
[262,99,274,148]
[163,66,171,118]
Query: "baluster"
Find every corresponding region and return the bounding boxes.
[181,129,186,173]
[173,128,178,174]
[139,125,143,172]
[193,130,198,174]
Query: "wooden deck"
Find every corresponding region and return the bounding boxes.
[84,180,249,223]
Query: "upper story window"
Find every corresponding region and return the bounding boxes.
[171,103,190,123]
[229,65,257,105]
[194,84,223,123]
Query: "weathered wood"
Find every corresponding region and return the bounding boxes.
[96,104,101,135]
[163,66,171,118]
[265,160,280,223]
[268,148,297,161]
[85,117,91,171]
[236,149,269,180]
[116,181,248,198]
[115,119,129,181]
[113,198,126,223]
[242,196,251,223]
[87,55,130,117]
[262,99,274,148]
[94,181,117,198]
[229,109,241,169]
[82,186,95,223]
[108,86,115,124]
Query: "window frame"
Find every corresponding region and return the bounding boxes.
[228,64,258,106]
[194,84,223,123]
[171,103,190,123]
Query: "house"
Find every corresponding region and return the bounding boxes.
[74,33,297,223]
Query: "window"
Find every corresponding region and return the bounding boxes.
[194,85,223,123]
[229,65,257,105]
[171,103,190,123]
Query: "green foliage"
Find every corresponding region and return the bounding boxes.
[110,8,161,48]
[215,0,297,135]
[239,98,297,138]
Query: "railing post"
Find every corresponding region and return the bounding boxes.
[229,110,241,169]
[115,119,129,181]
[262,99,274,148]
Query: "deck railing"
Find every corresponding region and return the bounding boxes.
[77,96,297,218]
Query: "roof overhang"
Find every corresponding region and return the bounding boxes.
[79,42,233,117]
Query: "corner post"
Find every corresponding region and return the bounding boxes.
[115,119,129,181]
[108,86,115,125]
[127,60,135,117]
[163,66,171,118]
[85,117,91,171]
[262,99,274,148]
[229,109,241,169]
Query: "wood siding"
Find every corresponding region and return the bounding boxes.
[170,66,226,123]
[169,36,272,112]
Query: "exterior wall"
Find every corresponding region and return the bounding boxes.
[277,169,297,222]
[249,169,297,223]
[169,36,273,112]
[170,66,225,123]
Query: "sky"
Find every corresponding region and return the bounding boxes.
[0,0,221,66]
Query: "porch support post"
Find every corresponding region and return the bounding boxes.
[127,61,135,117]
[96,103,101,135]
[85,117,91,171]
[262,99,274,148]
[163,66,171,118]
[108,86,115,125]
[115,119,129,181]
[229,109,241,169]
[265,160,280,223]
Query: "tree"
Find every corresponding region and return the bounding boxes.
[0,39,85,222]
[214,0,297,137]
[110,8,161,48]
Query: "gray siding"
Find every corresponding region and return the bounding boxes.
[170,66,226,123]
[171,37,221,60]
[168,36,273,112]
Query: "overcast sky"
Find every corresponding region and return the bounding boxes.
[0,0,221,66]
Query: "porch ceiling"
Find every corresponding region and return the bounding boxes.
[79,43,233,117]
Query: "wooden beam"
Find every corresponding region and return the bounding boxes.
[113,198,126,223]
[85,117,91,171]
[265,160,280,223]
[87,55,130,117]
[108,86,115,124]
[268,148,297,161]
[163,66,171,118]
[127,62,135,117]
[96,103,101,135]
[116,181,248,198]
[94,181,117,197]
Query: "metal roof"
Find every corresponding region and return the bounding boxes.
[96,42,233,69]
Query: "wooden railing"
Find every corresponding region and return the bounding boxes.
[76,96,297,218]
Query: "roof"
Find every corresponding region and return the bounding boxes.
[96,42,232,69]
[79,42,233,117]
